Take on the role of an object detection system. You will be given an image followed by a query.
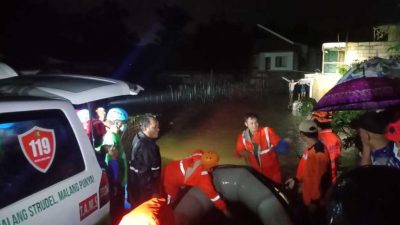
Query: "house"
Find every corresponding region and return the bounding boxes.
[322,25,400,74]
[305,24,400,101]
[253,24,320,74]
[251,24,320,94]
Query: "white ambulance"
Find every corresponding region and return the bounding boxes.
[0,69,143,225]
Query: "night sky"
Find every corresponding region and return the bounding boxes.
[2,0,399,42]
[30,0,400,41]
[0,0,399,80]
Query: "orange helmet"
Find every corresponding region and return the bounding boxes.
[312,111,333,123]
[201,151,220,171]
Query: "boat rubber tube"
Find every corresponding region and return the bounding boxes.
[173,187,214,225]
[173,166,293,225]
[212,166,293,225]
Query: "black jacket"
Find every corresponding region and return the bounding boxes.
[128,131,161,200]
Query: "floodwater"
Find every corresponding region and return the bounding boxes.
[156,94,306,180]
[120,92,359,225]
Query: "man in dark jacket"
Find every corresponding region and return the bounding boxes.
[128,114,161,209]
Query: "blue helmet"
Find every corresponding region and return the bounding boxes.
[106,108,128,121]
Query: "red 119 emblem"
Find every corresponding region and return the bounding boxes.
[18,126,56,173]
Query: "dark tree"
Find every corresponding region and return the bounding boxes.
[185,18,254,78]
[153,4,192,72]
[57,0,139,61]
[154,4,192,46]
[1,0,139,67]
[126,4,191,87]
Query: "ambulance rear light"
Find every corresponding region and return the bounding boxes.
[99,171,110,208]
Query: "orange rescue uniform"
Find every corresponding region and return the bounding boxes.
[318,129,341,183]
[119,197,175,225]
[234,127,282,184]
[162,151,227,211]
[296,141,331,205]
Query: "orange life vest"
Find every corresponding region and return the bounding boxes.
[296,141,331,205]
[162,150,227,211]
[234,127,282,184]
[318,129,341,183]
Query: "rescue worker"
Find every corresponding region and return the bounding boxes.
[119,197,175,225]
[95,106,112,129]
[96,106,107,122]
[101,108,129,223]
[77,109,107,169]
[102,144,125,224]
[162,150,231,217]
[312,111,342,183]
[285,120,331,225]
[102,108,129,186]
[77,108,106,148]
[128,114,161,209]
[234,113,290,184]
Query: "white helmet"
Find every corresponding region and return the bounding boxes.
[77,109,90,123]
[106,108,128,121]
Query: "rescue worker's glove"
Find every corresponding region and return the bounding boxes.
[275,138,291,155]
[284,177,298,190]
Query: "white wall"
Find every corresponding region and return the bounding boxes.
[322,41,400,74]
[344,41,400,64]
[304,73,342,101]
[258,52,295,71]
[307,40,400,101]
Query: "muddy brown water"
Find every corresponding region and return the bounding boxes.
[155,95,306,180]
[119,94,359,225]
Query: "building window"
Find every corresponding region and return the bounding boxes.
[265,57,271,70]
[275,56,287,68]
[323,50,345,73]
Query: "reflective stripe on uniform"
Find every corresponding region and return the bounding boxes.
[201,171,208,175]
[260,149,271,155]
[210,195,221,202]
[167,195,171,204]
[130,166,159,172]
[242,132,248,150]
[129,166,139,173]
[264,127,270,149]
[179,160,185,175]
[259,127,274,155]
[184,160,202,182]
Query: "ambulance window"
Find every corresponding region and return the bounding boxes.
[0,110,85,209]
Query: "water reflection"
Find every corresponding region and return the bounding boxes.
[148,95,306,180]
[117,83,312,180]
